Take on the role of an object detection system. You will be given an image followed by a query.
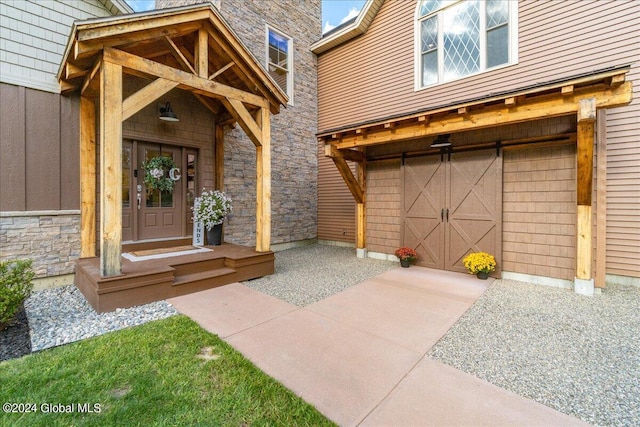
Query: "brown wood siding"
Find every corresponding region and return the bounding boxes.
[604,69,640,277]
[367,160,401,254]
[0,83,80,211]
[502,145,577,281]
[317,139,355,242]
[317,0,640,131]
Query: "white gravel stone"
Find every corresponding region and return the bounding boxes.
[428,279,640,427]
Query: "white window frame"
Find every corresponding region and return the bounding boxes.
[414,0,518,91]
[265,24,294,105]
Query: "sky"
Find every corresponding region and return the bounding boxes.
[125,0,366,34]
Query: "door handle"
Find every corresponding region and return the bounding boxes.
[441,208,444,222]
[137,193,142,210]
[446,208,449,222]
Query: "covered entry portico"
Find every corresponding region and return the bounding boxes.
[320,67,632,295]
[58,4,287,311]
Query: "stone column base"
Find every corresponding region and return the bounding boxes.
[356,248,367,259]
[574,277,595,296]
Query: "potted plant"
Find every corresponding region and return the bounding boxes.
[192,189,232,246]
[462,251,496,279]
[395,247,417,268]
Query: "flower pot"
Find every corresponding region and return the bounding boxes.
[400,258,411,268]
[206,224,223,246]
[476,271,489,280]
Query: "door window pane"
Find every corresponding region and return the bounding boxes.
[144,149,174,208]
[122,145,131,208]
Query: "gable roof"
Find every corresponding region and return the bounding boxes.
[311,0,384,54]
[58,3,288,112]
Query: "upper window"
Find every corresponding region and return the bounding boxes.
[266,26,293,104]
[416,0,516,89]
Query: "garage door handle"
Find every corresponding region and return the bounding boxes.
[446,208,449,221]
[441,209,444,222]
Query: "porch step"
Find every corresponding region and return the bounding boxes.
[172,267,237,296]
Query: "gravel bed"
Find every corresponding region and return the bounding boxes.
[428,279,640,427]
[24,285,178,352]
[244,243,397,306]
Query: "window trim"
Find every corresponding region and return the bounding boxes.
[413,0,519,92]
[265,24,294,105]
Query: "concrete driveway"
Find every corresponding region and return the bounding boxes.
[168,266,587,426]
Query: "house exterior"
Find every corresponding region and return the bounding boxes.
[314,0,639,294]
[0,0,320,291]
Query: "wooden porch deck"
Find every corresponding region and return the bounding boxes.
[75,240,274,313]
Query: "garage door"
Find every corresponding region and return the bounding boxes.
[402,149,502,273]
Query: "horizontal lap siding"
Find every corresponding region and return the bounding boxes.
[502,145,577,281]
[366,160,401,254]
[317,140,356,242]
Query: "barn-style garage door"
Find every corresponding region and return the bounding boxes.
[402,149,502,273]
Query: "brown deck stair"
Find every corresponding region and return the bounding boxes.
[75,243,274,313]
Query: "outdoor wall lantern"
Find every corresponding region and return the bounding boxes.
[159,102,179,122]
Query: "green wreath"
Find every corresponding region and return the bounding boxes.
[143,155,178,192]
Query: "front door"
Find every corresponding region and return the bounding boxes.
[402,149,502,273]
[122,140,195,242]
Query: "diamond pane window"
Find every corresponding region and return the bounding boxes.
[417,0,514,88]
[443,1,480,81]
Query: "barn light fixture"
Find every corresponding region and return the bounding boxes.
[159,102,179,122]
[430,134,451,148]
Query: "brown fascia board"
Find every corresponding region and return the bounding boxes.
[311,0,384,55]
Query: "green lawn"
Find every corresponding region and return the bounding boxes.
[0,315,335,427]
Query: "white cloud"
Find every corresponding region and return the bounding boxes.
[322,7,361,34]
[341,7,360,24]
[323,21,336,34]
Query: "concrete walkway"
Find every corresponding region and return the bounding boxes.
[168,267,588,426]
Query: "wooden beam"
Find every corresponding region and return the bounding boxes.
[561,85,574,95]
[356,153,366,250]
[606,74,625,87]
[103,47,270,108]
[324,144,365,163]
[80,96,96,258]
[577,98,596,206]
[74,21,203,59]
[196,28,208,79]
[122,78,179,121]
[458,107,468,114]
[334,82,632,149]
[65,62,87,80]
[81,57,102,96]
[209,61,234,80]
[596,111,607,288]
[163,36,196,75]
[255,107,271,252]
[221,97,263,147]
[327,145,364,203]
[215,125,225,191]
[99,60,123,277]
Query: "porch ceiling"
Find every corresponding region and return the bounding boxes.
[57,3,287,116]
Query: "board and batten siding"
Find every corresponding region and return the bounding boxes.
[0,83,80,211]
[0,0,118,93]
[317,0,640,279]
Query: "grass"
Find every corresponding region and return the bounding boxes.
[0,315,335,427]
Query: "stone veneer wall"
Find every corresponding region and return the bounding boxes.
[0,212,80,277]
[157,0,320,247]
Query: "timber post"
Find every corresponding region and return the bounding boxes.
[575,97,596,296]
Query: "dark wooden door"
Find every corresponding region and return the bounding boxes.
[402,149,502,273]
[137,143,183,240]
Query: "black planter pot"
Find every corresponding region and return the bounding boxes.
[476,271,489,280]
[206,223,223,246]
[400,258,411,268]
